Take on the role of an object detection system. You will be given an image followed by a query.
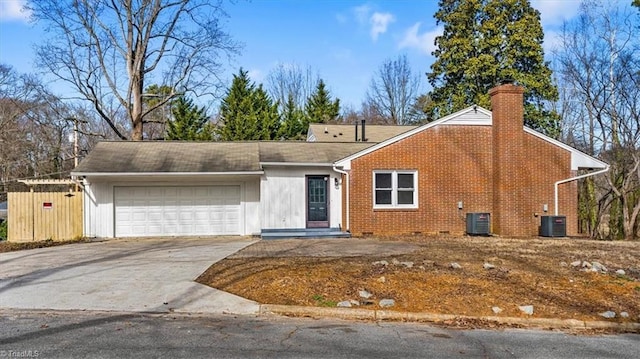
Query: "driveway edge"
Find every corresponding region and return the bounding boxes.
[259,304,640,333]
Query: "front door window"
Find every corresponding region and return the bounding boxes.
[307,176,329,228]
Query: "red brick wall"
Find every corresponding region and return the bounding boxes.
[347,112,578,236]
[349,125,494,236]
[522,133,578,236]
[491,84,527,236]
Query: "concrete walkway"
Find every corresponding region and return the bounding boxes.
[0,237,259,315]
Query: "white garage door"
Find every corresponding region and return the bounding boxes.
[114,186,241,237]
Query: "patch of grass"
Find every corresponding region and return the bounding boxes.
[0,221,7,241]
[312,294,337,307]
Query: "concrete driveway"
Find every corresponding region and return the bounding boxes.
[0,237,259,315]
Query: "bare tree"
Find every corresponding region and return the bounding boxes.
[554,1,640,240]
[266,63,318,112]
[364,54,421,125]
[28,0,238,140]
[0,65,84,200]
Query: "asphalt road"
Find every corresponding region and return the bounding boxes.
[1,310,638,359]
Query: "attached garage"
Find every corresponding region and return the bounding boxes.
[114,186,241,237]
[73,141,367,239]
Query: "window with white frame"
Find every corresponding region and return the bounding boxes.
[373,171,417,208]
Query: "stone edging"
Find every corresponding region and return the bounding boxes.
[259,304,640,332]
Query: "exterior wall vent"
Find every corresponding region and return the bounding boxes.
[540,216,566,237]
[466,213,490,235]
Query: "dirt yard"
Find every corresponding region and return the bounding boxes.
[197,236,640,323]
[0,238,89,252]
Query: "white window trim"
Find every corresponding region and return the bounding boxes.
[373,170,418,209]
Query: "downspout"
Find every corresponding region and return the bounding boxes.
[554,166,610,215]
[333,165,349,231]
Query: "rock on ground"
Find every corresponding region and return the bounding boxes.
[359,290,373,299]
[591,262,607,272]
[450,262,462,269]
[337,301,352,308]
[379,299,395,308]
[483,263,496,270]
[519,305,534,315]
[616,269,626,276]
[492,306,503,314]
[600,311,616,319]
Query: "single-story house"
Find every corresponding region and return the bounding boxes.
[72,83,608,238]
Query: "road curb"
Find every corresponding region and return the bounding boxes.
[259,304,640,332]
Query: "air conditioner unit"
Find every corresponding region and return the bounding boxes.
[540,216,566,237]
[466,213,490,235]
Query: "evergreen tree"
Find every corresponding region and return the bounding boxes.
[165,96,213,140]
[278,94,306,139]
[218,69,281,141]
[218,69,255,141]
[428,0,559,136]
[253,84,281,140]
[304,79,340,124]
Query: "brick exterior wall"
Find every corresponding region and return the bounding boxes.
[347,84,578,237]
[491,84,526,235]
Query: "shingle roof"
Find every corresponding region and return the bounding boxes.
[258,142,372,164]
[72,141,373,174]
[307,124,417,143]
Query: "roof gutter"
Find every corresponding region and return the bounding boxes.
[71,171,265,177]
[332,165,350,232]
[554,166,610,216]
[259,162,335,167]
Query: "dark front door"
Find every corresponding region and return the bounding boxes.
[307,176,329,228]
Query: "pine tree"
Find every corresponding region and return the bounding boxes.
[253,84,281,140]
[278,93,306,139]
[165,96,213,140]
[304,79,340,125]
[218,69,281,141]
[428,0,559,136]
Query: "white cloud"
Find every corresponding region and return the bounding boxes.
[370,12,395,41]
[247,69,264,83]
[353,4,371,25]
[0,0,31,22]
[531,0,581,27]
[399,23,442,56]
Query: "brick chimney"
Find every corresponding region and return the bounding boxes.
[490,83,528,236]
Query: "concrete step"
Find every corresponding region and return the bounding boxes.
[261,228,351,240]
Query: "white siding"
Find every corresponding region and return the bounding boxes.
[442,109,491,125]
[83,175,260,238]
[83,180,114,238]
[260,167,342,230]
[244,179,261,235]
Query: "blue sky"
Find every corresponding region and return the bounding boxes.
[0,0,582,110]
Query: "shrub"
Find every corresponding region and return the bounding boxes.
[0,220,7,241]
